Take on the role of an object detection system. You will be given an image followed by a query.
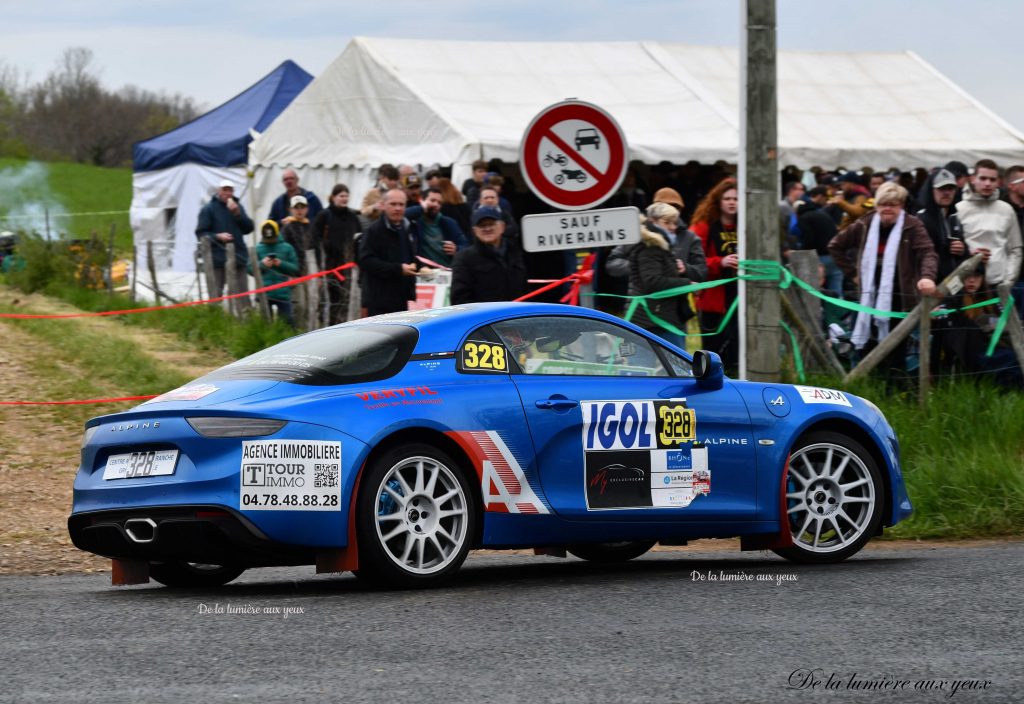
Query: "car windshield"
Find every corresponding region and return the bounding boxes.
[200,324,418,386]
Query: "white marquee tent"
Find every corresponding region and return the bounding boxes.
[248,37,1024,219]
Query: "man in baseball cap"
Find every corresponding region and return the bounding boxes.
[916,168,967,281]
[401,173,423,205]
[195,177,254,309]
[451,206,527,304]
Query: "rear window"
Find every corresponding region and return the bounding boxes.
[201,324,418,386]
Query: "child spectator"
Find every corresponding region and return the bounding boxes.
[249,220,299,327]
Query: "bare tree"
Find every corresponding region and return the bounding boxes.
[4,47,201,166]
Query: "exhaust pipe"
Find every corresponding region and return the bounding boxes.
[124,518,157,544]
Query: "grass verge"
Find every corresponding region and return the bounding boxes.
[0,158,132,251]
[819,375,1024,540]
[1,276,294,359]
[0,307,194,426]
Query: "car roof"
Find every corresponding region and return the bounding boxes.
[340,302,639,353]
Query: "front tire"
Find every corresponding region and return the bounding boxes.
[149,562,245,588]
[355,444,476,588]
[568,541,655,563]
[773,431,884,564]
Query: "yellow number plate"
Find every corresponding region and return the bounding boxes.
[657,405,696,446]
[461,341,508,372]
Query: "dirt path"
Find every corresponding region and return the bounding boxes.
[0,287,234,574]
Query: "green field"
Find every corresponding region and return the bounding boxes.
[0,158,132,251]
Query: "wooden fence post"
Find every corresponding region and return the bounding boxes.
[249,245,271,322]
[305,250,319,330]
[131,242,138,302]
[348,268,362,322]
[781,295,845,377]
[200,238,217,304]
[146,240,162,306]
[225,243,240,318]
[1003,301,1024,372]
[105,223,116,293]
[784,250,846,376]
[919,297,935,408]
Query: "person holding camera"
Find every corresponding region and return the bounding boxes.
[249,220,299,327]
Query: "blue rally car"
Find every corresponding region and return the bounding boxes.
[68,302,912,588]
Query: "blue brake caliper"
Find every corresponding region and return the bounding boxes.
[378,478,403,517]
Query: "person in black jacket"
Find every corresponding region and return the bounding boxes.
[796,186,842,298]
[357,189,419,316]
[916,168,967,282]
[450,206,527,304]
[312,184,362,323]
[195,179,254,309]
[623,202,698,348]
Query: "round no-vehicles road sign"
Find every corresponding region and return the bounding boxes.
[519,100,629,211]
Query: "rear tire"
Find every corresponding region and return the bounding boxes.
[355,443,476,588]
[149,561,245,588]
[567,541,655,563]
[773,431,884,564]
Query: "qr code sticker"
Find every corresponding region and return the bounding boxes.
[314,463,339,488]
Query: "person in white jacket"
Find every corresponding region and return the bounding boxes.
[955,159,1023,298]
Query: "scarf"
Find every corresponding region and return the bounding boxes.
[851,210,904,349]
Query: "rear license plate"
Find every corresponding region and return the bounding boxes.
[103,450,179,480]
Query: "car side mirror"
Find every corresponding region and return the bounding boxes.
[692,350,724,390]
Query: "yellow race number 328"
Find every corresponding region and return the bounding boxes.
[462,341,507,371]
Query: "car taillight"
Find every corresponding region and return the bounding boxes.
[186,417,286,438]
[81,425,99,449]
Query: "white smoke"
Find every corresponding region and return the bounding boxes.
[0,161,68,239]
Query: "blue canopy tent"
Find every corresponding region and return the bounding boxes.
[133,60,313,172]
[130,60,313,296]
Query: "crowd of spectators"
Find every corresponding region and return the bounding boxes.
[196,157,1023,387]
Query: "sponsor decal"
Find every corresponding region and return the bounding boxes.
[356,386,443,409]
[147,383,218,403]
[582,400,695,452]
[794,385,852,407]
[585,452,652,508]
[582,400,711,510]
[583,401,655,451]
[448,431,549,514]
[664,449,692,470]
[692,468,711,495]
[239,441,341,511]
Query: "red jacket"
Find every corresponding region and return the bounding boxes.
[692,220,734,314]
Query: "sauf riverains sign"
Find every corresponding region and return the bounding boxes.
[521,208,640,253]
[518,100,640,253]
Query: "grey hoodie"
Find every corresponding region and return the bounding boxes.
[955,184,1022,285]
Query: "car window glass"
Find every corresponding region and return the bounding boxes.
[659,346,694,377]
[492,316,671,377]
[201,324,418,386]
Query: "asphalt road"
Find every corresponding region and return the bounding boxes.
[1,541,1020,704]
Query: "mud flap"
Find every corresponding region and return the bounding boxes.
[111,559,150,585]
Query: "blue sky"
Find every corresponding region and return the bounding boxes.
[4,0,1023,132]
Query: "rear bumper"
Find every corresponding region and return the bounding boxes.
[67,505,317,567]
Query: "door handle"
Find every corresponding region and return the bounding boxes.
[535,398,579,411]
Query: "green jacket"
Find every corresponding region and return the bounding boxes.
[248,240,299,302]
